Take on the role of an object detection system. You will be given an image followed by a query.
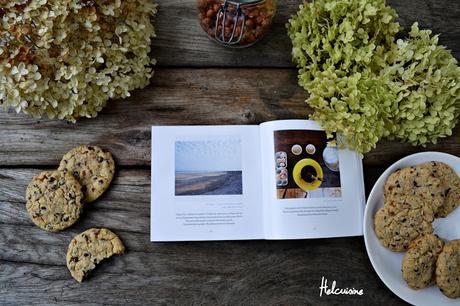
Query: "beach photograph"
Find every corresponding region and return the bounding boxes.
[175,138,243,196]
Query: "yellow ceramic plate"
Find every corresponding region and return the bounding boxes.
[292,158,323,191]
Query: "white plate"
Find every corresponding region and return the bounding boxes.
[364,152,460,306]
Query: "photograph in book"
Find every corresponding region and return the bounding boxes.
[274,130,342,199]
[175,138,243,196]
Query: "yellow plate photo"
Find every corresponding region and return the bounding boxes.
[292,158,323,191]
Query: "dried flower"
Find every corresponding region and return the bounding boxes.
[287,0,460,154]
[380,23,460,145]
[0,0,158,121]
[287,0,400,153]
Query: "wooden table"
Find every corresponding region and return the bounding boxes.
[1,1,459,305]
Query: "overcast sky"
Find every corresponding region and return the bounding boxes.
[175,138,242,172]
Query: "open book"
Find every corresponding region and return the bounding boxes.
[151,120,365,241]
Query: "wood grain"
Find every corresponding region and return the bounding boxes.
[0,239,400,306]
[0,68,458,168]
[0,68,308,166]
[1,168,402,305]
[1,0,459,304]
[152,0,460,67]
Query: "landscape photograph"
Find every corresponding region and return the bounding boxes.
[175,138,243,196]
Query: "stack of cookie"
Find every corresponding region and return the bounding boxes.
[25,145,125,283]
[374,161,460,298]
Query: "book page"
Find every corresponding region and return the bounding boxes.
[260,120,365,239]
[151,125,264,241]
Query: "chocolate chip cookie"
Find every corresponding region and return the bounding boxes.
[26,170,84,232]
[436,240,460,299]
[374,205,433,252]
[66,228,125,283]
[402,234,444,289]
[58,145,115,203]
[418,161,460,218]
[384,165,445,219]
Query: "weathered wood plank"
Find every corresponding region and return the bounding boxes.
[0,169,149,231]
[0,166,417,258]
[0,163,407,305]
[152,0,460,67]
[0,236,405,306]
[1,1,459,304]
[0,165,389,228]
[0,68,308,166]
[0,68,458,167]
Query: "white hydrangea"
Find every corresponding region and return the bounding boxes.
[0,0,158,121]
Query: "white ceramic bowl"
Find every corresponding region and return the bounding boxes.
[364,152,460,306]
[291,144,302,156]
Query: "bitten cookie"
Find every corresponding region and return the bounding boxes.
[402,234,444,289]
[58,145,115,203]
[384,165,445,219]
[26,171,84,232]
[418,161,460,218]
[436,240,460,299]
[66,228,125,283]
[374,205,433,252]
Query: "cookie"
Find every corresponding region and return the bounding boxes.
[402,234,444,289]
[374,205,433,252]
[436,240,460,298]
[384,165,445,219]
[26,170,84,232]
[66,228,125,283]
[384,193,437,223]
[418,161,460,218]
[58,145,115,203]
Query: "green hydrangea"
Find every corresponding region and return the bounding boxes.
[0,0,158,122]
[381,23,460,145]
[287,0,460,154]
[288,0,400,92]
[287,0,400,152]
[307,69,395,153]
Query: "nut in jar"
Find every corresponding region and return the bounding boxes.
[197,0,277,48]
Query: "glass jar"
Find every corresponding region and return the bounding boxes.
[197,0,277,48]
